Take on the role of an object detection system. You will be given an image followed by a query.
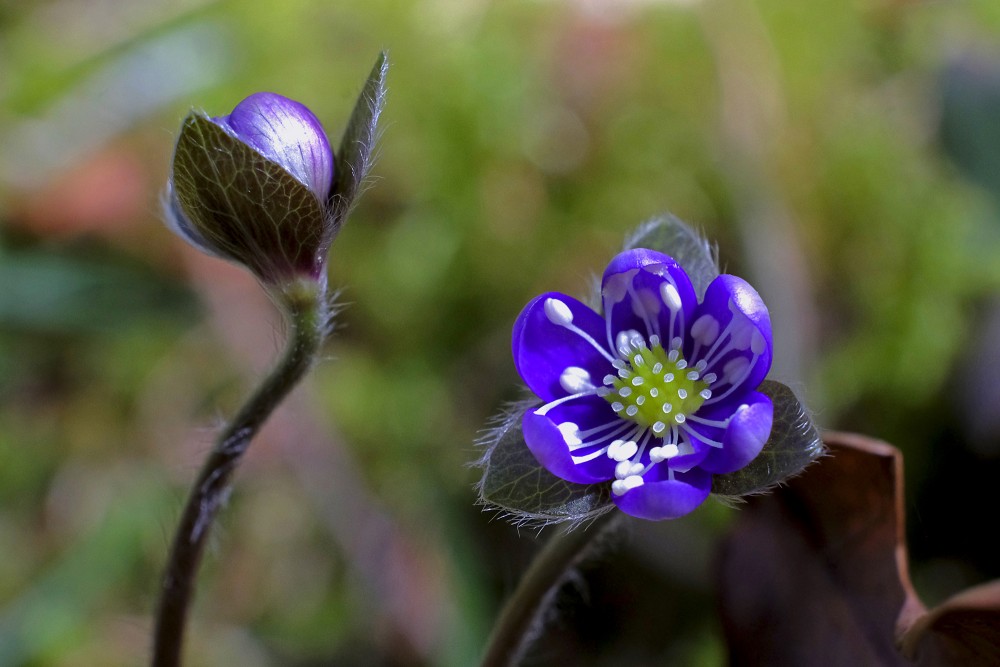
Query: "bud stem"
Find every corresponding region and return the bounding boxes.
[479,511,622,667]
[151,282,327,667]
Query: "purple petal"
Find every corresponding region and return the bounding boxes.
[689,274,772,400]
[663,432,710,472]
[512,292,615,403]
[601,249,697,347]
[696,391,773,474]
[522,397,622,484]
[612,467,712,520]
[215,92,334,202]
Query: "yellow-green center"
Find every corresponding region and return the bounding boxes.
[603,342,709,431]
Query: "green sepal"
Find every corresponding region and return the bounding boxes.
[171,113,329,285]
[711,380,825,499]
[475,401,614,527]
[330,51,389,225]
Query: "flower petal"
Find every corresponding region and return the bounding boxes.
[216,92,334,202]
[601,249,697,347]
[690,274,772,402]
[512,292,614,403]
[612,467,712,520]
[697,391,773,474]
[522,397,623,484]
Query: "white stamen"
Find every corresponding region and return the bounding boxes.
[625,405,638,417]
[676,359,688,370]
[557,422,581,447]
[612,359,626,370]
[686,371,700,381]
[597,387,611,397]
[699,389,712,399]
[674,413,686,424]
[660,282,682,311]
[704,373,718,384]
[650,443,680,462]
[544,298,574,326]
[631,377,644,386]
[751,328,767,355]
[649,388,659,397]
[662,404,673,413]
[535,390,596,416]
[609,439,638,461]
[629,463,644,476]
[651,362,663,374]
[635,396,646,405]
[603,374,616,385]
[668,349,679,362]
[559,366,594,393]
[615,460,632,479]
[723,356,750,383]
[618,368,630,379]
[611,401,624,412]
[677,389,688,399]
[695,360,708,371]
[664,373,674,382]
[633,354,645,367]
[619,387,632,397]
[651,421,666,434]
[649,335,661,346]
[691,314,720,346]
[611,480,628,496]
[623,475,644,490]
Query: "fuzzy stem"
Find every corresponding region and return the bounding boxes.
[151,281,327,667]
[480,511,623,667]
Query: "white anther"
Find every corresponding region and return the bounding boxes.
[629,463,644,476]
[557,422,581,447]
[611,480,628,496]
[619,387,632,397]
[623,475,644,491]
[636,396,646,405]
[652,362,663,374]
[723,356,750,383]
[691,314,720,346]
[700,389,712,399]
[664,373,675,383]
[609,439,638,461]
[651,421,666,434]
[662,404,673,413]
[660,283,682,311]
[696,360,708,371]
[649,388,659,397]
[612,402,624,412]
[649,335,661,347]
[674,413,686,424]
[626,405,639,417]
[618,368,630,379]
[676,360,688,370]
[686,371,700,381]
[633,354,645,367]
[612,359,626,370]
[671,337,683,350]
[615,460,632,479]
[668,349,679,362]
[650,443,680,462]
[677,389,688,399]
[629,331,645,349]
[649,447,666,463]
[544,298,574,326]
[559,366,594,393]
[616,330,638,355]
[751,328,767,355]
[607,439,623,458]
[730,318,754,350]
[704,373,718,384]
[631,377,644,386]
[603,374,616,385]
[662,443,680,458]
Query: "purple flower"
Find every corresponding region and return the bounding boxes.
[512,249,774,520]
[166,92,336,288]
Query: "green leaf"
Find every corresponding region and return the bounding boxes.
[623,214,719,298]
[711,380,825,498]
[476,401,613,526]
[331,51,389,224]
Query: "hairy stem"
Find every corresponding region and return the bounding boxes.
[151,282,326,667]
[480,511,623,667]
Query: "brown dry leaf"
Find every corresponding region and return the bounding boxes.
[717,432,1000,666]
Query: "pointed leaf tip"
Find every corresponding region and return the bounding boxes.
[331,51,389,224]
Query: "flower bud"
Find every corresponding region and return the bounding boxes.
[166,92,336,288]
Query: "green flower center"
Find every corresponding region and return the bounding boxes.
[602,340,710,434]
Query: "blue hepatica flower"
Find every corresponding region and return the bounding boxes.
[166,92,337,288]
[512,249,774,520]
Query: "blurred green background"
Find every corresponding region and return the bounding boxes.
[3,0,1000,664]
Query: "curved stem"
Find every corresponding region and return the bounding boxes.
[480,511,623,667]
[151,282,327,667]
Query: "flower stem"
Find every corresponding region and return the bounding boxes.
[151,282,327,667]
[480,511,623,667]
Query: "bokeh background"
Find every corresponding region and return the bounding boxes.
[3,0,1000,664]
